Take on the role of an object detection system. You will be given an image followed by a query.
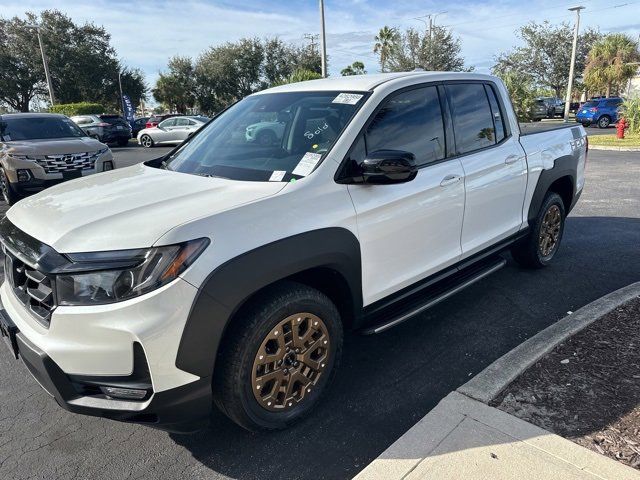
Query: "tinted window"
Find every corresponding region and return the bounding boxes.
[582,102,598,108]
[99,115,126,125]
[484,84,506,143]
[160,118,176,128]
[0,116,86,141]
[175,118,189,126]
[604,99,622,107]
[365,86,445,166]
[447,83,496,154]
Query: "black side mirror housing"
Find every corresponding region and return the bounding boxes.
[359,150,418,184]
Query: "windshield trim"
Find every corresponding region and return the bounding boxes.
[153,90,371,182]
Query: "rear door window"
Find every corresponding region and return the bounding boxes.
[447,83,496,155]
[484,84,506,143]
[175,118,190,127]
[364,86,445,167]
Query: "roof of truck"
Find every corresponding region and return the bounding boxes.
[255,71,499,95]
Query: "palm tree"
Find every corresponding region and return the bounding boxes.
[584,34,640,97]
[374,26,398,73]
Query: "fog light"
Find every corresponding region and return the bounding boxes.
[17,169,32,182]
[103,161,114,172]
[100,386,147,400]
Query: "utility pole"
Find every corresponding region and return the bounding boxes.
[319,0,327,78]
[303,33,319,54]
[563,6,585,122]
[118,71,125,116]
[27,25,55,106]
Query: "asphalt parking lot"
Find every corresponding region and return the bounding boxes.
[0,149,639,480]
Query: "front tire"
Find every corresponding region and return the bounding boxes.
[0,168,19,205]
[139,134,154,148]
[512,192,566,269]
[213,281,343,431]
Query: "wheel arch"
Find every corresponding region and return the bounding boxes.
[175,228,362,379]
[527,154,578,224]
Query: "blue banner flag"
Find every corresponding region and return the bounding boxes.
[122,94,135,123]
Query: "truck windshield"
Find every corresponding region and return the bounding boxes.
[163,91,366,181]
[0,116,86,141]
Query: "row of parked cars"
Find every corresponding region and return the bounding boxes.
[530,95,625,128]
[0,111,210,206]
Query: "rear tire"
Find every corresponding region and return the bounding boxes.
[213,281,343,431]
[139,134,154,148]
[512,192,566,269]
[0,168,19,206]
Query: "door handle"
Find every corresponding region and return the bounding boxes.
[505,154,520,165]
[440,174,462,187]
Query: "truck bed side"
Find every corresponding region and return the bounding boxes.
[518,124,587,226]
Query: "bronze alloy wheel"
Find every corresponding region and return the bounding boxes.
[251,313,330,412]
[538,204,562,257]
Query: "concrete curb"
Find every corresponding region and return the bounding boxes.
[588,144,640,152]
[458,281,640,404]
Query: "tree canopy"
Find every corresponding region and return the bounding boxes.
[0,10,147,112]
[153,37,322,115]
[493,21,601,97]
[584,34,640,97]
[341,61,366,76]
[374,25,471,73]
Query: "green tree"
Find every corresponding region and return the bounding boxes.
[584,34,640,97]
[374,26,398,73]
[493,21,601,97]
[384,26,472,72]
[0,10,146,112]
[497,71,537,122]
[341,61,366,76]
[152,56,196,113]
[272,68,322,87]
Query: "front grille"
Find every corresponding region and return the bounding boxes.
[36,152,99,174]
[4,252,55,327]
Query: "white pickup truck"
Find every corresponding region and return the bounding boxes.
[0,72,587,433]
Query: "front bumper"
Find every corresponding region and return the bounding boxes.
[0,276,211,432]
[1,309,211,432]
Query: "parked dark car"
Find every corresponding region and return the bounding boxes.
[145,114,182,129]
[71,114,132,146]
[131,117,150,137]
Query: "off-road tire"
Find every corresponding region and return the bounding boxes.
[213,281,343,431]
[512,192,566,269]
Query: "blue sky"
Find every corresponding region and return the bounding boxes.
[3,0,640,93]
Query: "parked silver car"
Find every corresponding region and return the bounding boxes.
[137,116,209,148]
[0,113,114,205]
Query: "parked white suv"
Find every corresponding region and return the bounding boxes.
[0,72,586,433]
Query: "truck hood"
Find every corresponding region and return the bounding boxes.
[3,136,106,155]
[7,163,286,252]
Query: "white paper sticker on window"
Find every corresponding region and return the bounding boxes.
[332,93,363,105]
[292,152,322,177]
[269,170,286,182]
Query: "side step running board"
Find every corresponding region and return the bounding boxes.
[362,258,507,335]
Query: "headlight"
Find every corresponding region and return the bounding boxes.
[7,153,32,161]
[97,147,109,155]
[56,238,209,306]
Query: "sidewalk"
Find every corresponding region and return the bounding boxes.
[355,391,639,480]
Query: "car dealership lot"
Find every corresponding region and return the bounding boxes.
[0,149,638,480]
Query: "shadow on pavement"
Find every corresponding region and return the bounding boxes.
[171,216,640,480]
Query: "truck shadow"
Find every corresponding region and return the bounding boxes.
[170,215,640,480]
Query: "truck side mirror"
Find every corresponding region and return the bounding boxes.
[360,150,418,184]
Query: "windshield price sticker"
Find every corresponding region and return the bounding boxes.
[292,152,322,177]
[332,93,363,105]
[269,170,286,182]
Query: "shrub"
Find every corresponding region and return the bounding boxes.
[49,102,106,117]
[620,96,640,134]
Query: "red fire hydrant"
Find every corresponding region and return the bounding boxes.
[617,117,628,139]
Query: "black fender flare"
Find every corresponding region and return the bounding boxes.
[527,154,578,224]
[175,227,362,378]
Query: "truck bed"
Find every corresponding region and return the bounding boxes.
[519,122,580,136]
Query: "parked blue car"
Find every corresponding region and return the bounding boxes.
[575,97,624,128]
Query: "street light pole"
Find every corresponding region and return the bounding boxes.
[27,25,55,106]
[563,6,585,122]
[319,0,327,78]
